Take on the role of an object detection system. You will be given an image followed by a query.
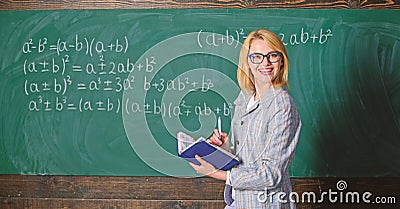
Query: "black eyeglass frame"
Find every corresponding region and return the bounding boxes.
[248,51,283,64]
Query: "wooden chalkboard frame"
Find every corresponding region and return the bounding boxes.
[1,175,399,208]
[0,0,400,10]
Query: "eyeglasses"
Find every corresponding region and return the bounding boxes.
[248,51,283,64]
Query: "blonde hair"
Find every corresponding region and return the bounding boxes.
[237,29,289,93]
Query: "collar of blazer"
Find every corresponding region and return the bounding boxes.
[235,87,284,115]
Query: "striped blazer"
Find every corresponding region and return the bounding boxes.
[227,87,301,209]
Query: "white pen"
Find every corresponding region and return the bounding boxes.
[218,116,222,139]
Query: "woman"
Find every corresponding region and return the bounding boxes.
[190,29,302,208]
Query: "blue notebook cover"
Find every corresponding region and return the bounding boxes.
[177,132,239,171]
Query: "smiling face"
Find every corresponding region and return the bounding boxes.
[248,38,283,93]
[237,29,289,94]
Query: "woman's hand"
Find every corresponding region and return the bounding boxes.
[208,129,229,147]
[189,155,227,181]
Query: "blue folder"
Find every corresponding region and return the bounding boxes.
[177,132,239,171]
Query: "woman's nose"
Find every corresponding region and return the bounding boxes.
[261,58,271,65]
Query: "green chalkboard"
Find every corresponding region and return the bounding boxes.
[1,9,399,177]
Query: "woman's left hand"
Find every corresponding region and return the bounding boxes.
[189,155,217,176]
[189,155,227,181]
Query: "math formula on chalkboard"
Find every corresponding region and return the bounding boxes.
[21,32,233,118]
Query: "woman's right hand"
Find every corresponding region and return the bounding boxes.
[208,129,229,147]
